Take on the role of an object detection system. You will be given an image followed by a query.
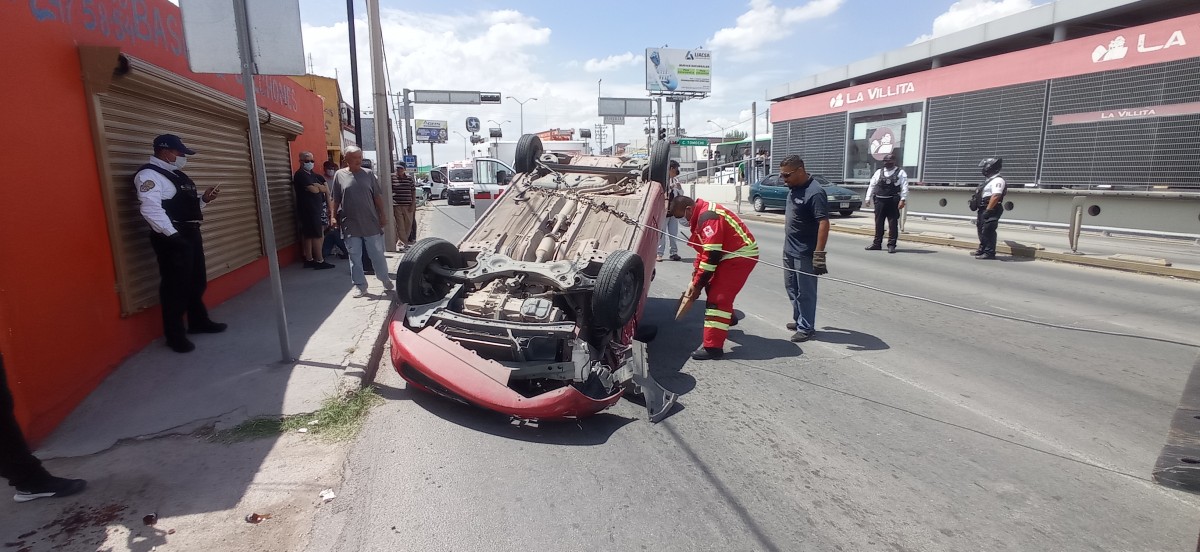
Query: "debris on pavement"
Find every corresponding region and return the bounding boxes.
[143,513,158,526]
[244,513,273,524]
[297,427,309,433]
[319,489,337,502]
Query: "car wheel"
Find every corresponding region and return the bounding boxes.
[514,134,544,174]
[752,196,766,212]
[648,140,671,186]
[839,210,854,217]
[395,238,465,305]
[592,249,645,332]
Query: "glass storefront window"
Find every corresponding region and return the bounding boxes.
[845,102,923,181]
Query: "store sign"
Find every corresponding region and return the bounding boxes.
[1092,30,1187,63]
[1051,101,1200,125]
[829,82,916,109]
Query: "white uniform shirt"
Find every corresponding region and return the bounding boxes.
[982,175,1007,198]
[864,167,909,200]
[134,156,207,236]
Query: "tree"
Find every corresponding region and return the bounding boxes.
[725,129,747,141]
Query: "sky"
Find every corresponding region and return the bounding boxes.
[285,0,1044,162]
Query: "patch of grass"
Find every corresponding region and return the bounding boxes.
[210,387,383,443]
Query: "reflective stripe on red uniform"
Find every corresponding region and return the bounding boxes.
[686,198,759,348]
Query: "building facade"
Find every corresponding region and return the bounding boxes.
[770,4,1200,190]
[0,1,326,441]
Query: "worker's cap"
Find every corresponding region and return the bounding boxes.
[153,134,196,156]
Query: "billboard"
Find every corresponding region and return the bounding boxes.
[415,119,449,143]
[645,48,712,93]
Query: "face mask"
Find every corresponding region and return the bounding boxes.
[302,161,315,171]
[326,170,336,178]
[173,156,187,169]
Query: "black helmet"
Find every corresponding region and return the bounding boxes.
[979,157,1002,177]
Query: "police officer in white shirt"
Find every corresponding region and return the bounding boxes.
[972,157,1006,260]
[863,153,908,253]
[133,134,226,353]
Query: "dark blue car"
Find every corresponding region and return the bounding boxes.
[749,174,863,216]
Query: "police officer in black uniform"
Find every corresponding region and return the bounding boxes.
[864,153,908,253]
[133,134,226,353]
[971,157,1006,260]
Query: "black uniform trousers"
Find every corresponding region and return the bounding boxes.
[871,195,901,248]
[0,353,51,490]
[976,203,1005,255]
[149,223,212,342]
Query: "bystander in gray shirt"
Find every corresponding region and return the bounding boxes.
[332,168,383,238]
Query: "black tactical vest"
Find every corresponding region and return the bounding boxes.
[136,164,203,222]
[875,168,901,197]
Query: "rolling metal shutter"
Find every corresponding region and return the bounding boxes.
[772,112,846,180]
[923,81,1047,186]
[263,133,297,249]
[1040,58,1200,188]
[83,50,303,315]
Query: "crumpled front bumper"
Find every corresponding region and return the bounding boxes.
[390,320,623,420]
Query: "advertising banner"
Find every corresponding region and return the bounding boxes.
[645,48,712,93]
[415,119,449,143]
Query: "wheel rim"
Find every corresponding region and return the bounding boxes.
[617,270,639,320]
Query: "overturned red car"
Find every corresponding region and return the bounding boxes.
[390,135,677,422]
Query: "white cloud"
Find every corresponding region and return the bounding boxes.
[706,0,844,61]
[911,0,1040,44]
[584,52,643,73]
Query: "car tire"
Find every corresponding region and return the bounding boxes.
[648,139,671,186]
[592,249,645,332]
[839,210,854,217]
[514,134,544,174]
[753,196,766,212]
[395,238,465,305]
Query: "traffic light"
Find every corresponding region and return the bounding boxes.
[658,127,667,140]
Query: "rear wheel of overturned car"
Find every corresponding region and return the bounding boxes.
[592,250,645,331]
[514,134,544,174]
[753,196,766,212]
[396,238,465,305]
[649,139,671,186]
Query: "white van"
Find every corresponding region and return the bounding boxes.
[471,157,516,218]
[442,161,474,205]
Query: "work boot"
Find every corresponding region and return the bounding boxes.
[786,322,797,331]
[303,260,317,268]
[313,261,336,270]
[865,244,882,251]
[790,331,815,342]
[975,253,996,260]
[166,336,195,353]
[670,254,682,261]
[691,346,724,360]
[970,249,983,256]
[887,245,897,254]
[730,313,740,327]
[188,321,228,334]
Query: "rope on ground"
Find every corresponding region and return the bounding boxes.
[644,221,1200,349]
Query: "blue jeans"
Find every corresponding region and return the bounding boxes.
[658,216,680,256]
[322,228,347,258]
[783,254,818,334]
[344,233,392,291]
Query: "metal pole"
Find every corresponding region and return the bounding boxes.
[366,0,394,253]
[656,97,663,143]
[402,89,413,155]
[391,93,404,158]
[346,0,362,146]
[430,142,435,167]
[673,100,680,136]
[519,103,524,136]
[234,0,291,361]
[750,101,757,187]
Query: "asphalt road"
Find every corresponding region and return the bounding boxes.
[307,201,1200,552]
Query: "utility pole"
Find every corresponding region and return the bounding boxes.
[346,0,362,146]
[367,0,394,251]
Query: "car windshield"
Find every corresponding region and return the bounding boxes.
[448,169,473,182]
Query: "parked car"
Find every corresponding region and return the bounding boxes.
[390,135,677,423]
[749,173,863,216]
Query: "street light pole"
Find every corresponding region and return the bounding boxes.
[506,96,537,136]
[453,131,469,158]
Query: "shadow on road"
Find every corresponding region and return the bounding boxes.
[816,326,890,351]
[726,329,802,360]
[383,382,637,446]
[642,297,702,395]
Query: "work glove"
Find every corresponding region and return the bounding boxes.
[812,251,828,276]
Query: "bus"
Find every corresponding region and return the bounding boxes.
[708,134,772,183]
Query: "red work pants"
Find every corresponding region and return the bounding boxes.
[701,256,757,349]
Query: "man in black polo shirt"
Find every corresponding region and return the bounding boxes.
[133,134,227,353]
[779,155,830,343]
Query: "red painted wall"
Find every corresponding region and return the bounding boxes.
[0,0,326,442]
[773,12,1200,122]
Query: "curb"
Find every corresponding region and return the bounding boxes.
[739,212,1200,282]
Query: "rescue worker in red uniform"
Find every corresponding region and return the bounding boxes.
[670,196,759,360]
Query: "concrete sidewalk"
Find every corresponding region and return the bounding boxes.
[736,202,1200,280]
[36,252,401,459]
